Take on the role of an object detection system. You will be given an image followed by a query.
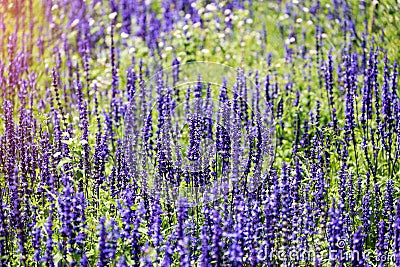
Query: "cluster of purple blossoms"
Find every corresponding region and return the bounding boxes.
[0,0,399,266]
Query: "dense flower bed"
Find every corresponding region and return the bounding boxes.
[1,0,400,266]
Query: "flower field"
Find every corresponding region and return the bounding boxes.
[1,0,400,266]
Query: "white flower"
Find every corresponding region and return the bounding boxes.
[279,14,290,21]
[121,32,129,39]
[71,19,80,28]
[165,46,173,52]
[246,18,253,24]
[89,18,95,26]
[109,12,117,20]
[284,37,296,44]
[296,18,303,23]
[224,9,231,15]
[129,47,136,54]
[206,3,217,12]
[204,12,213,19]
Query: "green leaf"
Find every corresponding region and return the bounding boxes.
[57,157,72,170]
[86,249,95,257]
[54,252,63,266]
[80,139,88,145]
[138,226,148,235]
[61,138,74,145]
